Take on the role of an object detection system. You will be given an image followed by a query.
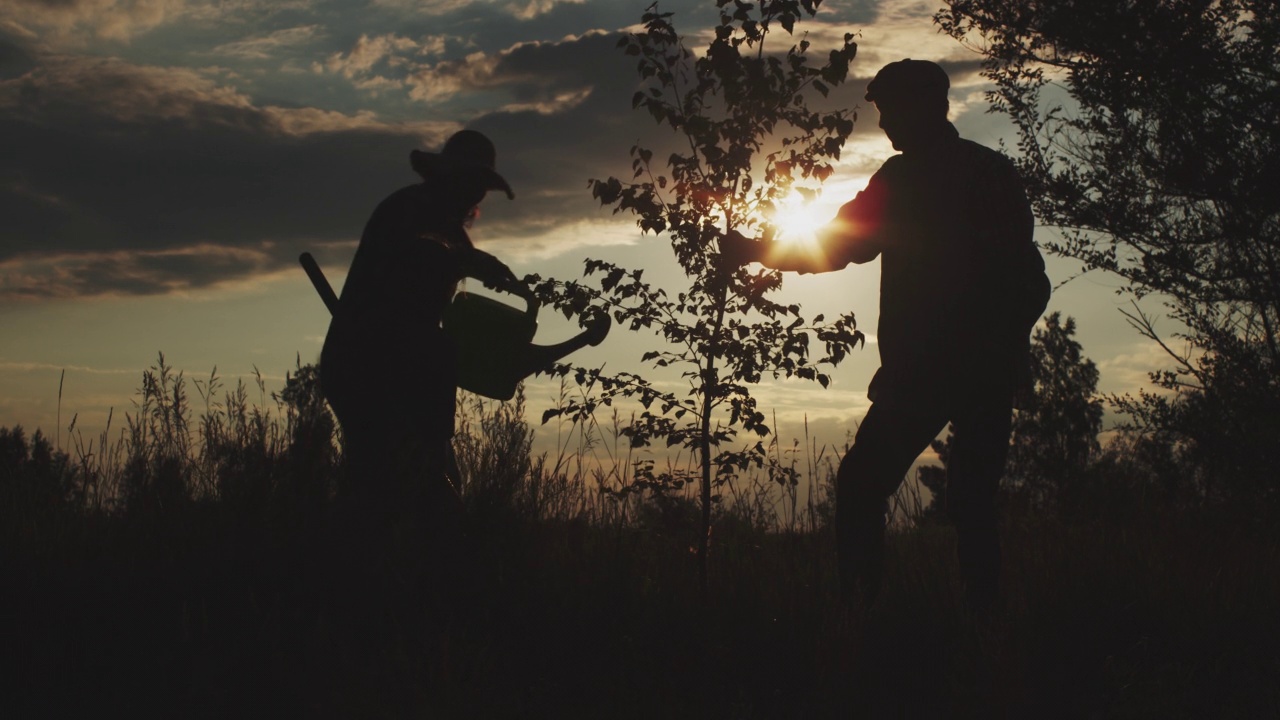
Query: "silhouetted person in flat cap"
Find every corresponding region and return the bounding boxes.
[321,129,518,535]
[723,60,1050,609]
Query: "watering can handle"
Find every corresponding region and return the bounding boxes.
[463,275,540,318]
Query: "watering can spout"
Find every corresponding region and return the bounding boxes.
[519,313,611,378]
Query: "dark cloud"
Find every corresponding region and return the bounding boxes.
[303,0,882,118]
[0,7,895,301]
[0,32,37,79]
[462,31,650,236]
[0,30,664,299]
[936,57,985,81]
[360,0,718,54]
[458,0,883,52]
[12,0,91,9]
[468,25,879,239]
[0,54,459,298]
[0,243,286,299]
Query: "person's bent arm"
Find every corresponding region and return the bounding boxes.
[457,246,518,289]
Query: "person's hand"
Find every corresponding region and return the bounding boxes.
[462,248,518,289]
[719,229,765,268]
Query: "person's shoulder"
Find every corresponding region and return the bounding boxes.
[957,138,1019,175]
[376,183,428,208]
[366,183,427,223]
[870,153,908,183]
[879,152,907,170]
[358,184,427,246]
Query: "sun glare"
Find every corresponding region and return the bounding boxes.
[770,194,826,248]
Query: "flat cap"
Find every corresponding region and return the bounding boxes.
[864,59,950,103]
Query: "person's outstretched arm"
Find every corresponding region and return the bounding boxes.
[721,170,892,273]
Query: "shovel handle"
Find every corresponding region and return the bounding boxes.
[299,252,339,316]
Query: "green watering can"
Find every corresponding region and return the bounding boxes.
[300,253,610,401]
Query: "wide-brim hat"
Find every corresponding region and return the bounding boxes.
[410,129,515,200]
[864,59,950,103]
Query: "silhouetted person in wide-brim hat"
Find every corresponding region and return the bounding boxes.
[321,129,518,539]
[723,60,1051,609]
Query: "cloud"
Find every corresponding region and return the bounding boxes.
[0,243,280,299]
[1,0,186,44]
[1,54,253,121]
[313,31,473,99]
[1095,340,1185,397]
[504,0,585,21]
[479,218,638,264]
[367,0,472,15]
[209,24,324,60]
[415,34,451,57]
[0,7,945,301]
[496,85,592,115]
[0,53,463,299]
[462,26,894,242]
[397,31,616,104]
[349,73,404,95]
[0,360,135,375]
[319,32,421,79]
[404,49,500,102]
[0,30,662,301]
[366,0,585,22]
[305,29,663,241]
[2,0,322,49]
[848,0,970,67]
[183,0,314,24]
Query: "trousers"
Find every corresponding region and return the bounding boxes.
[836,390,1013,602]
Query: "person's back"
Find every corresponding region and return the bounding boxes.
[336,184,467,332]
[322,183,471,457]
[865,132,1046,405]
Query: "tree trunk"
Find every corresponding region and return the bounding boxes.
[697,282,730,593]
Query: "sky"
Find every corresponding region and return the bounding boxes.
[0,0,1169,468]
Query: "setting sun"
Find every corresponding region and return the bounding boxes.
[770,193,828,248]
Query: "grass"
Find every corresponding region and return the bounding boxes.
[2,355,1278,718]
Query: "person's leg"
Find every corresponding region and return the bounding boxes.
[375,428,476,635]
[837,401,948,601]
[946,396,1014,607]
